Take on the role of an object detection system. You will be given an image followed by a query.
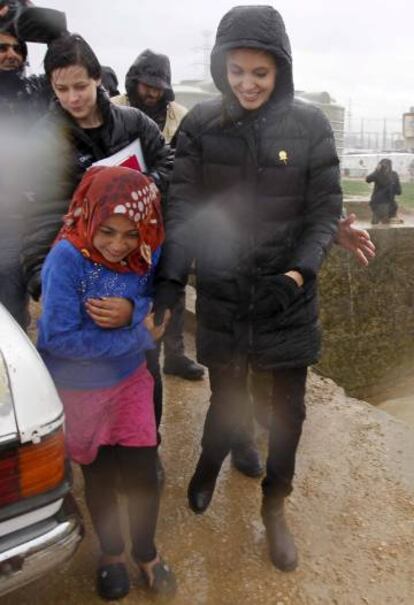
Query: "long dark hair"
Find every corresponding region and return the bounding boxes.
[44,33,101,82]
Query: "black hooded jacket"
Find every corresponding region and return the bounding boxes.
[21,89,173,291]
[158,5,342,369]
[0,24,51,271]
[125,49,174,130]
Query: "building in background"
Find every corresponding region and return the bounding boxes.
[403,108,414,152]
[295,91,345,159]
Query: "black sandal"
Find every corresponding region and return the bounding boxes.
[96,562,130,601]
[138,557,177,599]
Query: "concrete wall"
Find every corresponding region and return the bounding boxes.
[317,225,414,402]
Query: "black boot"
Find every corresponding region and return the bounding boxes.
[163,355,205,380]
[261,498,298,571]
[187,456,221,514]
[231,442,264,478]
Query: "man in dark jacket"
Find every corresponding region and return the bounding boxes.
[113,49,204,381]
[0,17,51,328]
[0,26,49,116]
[366,158,402,224]
[0,1,67,327]
[155,5,342,571]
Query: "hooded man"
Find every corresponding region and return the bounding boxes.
[113,50,204,381]
[113,49,187,144]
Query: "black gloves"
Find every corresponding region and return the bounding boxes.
[153,281,183,326]
[254,274,302,318]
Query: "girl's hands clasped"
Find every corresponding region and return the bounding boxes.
[86,297,171,340]
[85,297,134,328]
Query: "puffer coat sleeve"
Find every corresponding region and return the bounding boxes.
[289,107,342,280]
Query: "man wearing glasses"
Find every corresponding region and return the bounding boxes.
[0,1,51,116]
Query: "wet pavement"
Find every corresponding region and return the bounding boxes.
[3,341,414,605]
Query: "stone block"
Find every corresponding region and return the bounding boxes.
[317,226,414,403]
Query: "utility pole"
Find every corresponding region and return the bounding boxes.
[360,118,364,149]
[382,118,387,151]
[347,98,353,134]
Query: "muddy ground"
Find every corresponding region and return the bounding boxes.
[3,336,414,605]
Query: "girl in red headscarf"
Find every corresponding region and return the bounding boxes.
[37,166,176,601]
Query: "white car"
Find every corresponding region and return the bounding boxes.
[0,304,83,596]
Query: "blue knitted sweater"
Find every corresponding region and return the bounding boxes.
[38,240,160,390]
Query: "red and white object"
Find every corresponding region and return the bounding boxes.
[92,138,147,173]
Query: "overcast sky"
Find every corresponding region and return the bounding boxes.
[27,0,414,132]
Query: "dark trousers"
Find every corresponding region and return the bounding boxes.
[145,292,186,432]
[146,345,163,431]
[201,364,307,499]
[144,292,186,431]
[163,291,185,359]
[81,445,159,563]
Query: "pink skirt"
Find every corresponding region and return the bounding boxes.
[58,363,157,465]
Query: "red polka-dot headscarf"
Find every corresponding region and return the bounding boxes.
[55,166,164,274]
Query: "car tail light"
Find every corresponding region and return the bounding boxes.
[19,431,65,498]
[0,451,20,507]
[0,429,65,507]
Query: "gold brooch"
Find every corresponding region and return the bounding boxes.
[278,150,288,165]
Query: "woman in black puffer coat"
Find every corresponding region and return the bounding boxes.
[155,5,342,570]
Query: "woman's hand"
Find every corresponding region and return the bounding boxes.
[144,309,171,341]
[336,214,376,266]
[85,297,134,328]
[254,274,302,319]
